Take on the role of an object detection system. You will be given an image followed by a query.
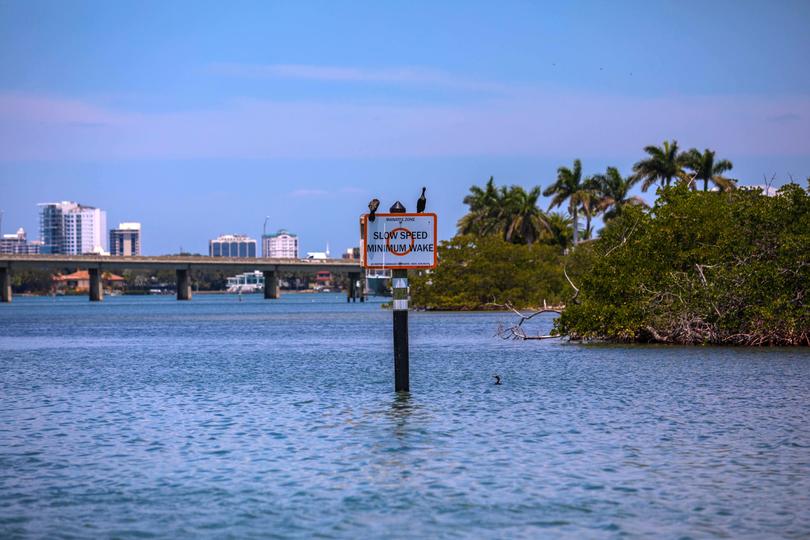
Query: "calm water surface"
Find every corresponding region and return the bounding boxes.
[1,294,808,539]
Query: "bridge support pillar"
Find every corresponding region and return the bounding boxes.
[360,273,366,302]
[89,268,103,302]
[1,268,11,303]
[176,269,192,300]
[347,272,358,302]
[263,270,279,299]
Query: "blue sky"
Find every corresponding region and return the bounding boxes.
[1,0,809,254]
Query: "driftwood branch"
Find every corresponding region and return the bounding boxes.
[490,302,563,340]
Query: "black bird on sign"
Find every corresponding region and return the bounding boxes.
[368,198,380,222]
[416,187,427,213]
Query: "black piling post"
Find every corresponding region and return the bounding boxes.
[347,272,358,303]
[392,269,409,392]
[390,201,409,392]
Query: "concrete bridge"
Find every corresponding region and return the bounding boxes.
[0,254,365,303]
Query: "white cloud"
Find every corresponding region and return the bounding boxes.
[0,93,129,126]
[208,63,507,93]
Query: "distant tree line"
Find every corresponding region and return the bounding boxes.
[456,140,736,247]
[9,268,233,294]
[10,270,54,294]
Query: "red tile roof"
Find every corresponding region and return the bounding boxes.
[53,270,125,282]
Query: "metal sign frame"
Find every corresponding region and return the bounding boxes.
[362,213,438,270]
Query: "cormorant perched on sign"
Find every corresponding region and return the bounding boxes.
[368,198,380,222]
[493,374,502,385]
[416,187,427,213]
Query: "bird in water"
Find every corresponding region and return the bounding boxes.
[368,198,380,222]
[493,374,502,385]
[416,187,427,213]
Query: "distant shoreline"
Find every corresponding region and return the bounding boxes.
[12,289,346,297]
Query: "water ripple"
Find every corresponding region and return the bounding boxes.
[1,295,809,538]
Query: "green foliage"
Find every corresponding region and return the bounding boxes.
[11,269,54,293]
[457,177,503,238]
[590,166,647,222]
[542,212,574,251]
[504,185,547,244]
[190,270,230,291]
[410,235,571,310]
[556,184,810,345]
[457,178,549,244]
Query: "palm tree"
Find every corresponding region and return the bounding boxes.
[543,212,574,251]
[459,179,549,244]
[684,148,736,192]
[579,176,603,240]
[458,177,503,237]
[503,186,549,244]
[592,167,648,221]
[632,140,689,191]
[543,159,587,244]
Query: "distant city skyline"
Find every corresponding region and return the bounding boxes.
[1,1,809,254]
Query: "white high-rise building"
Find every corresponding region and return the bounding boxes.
[38,201,107,255]
[262,229,299,258]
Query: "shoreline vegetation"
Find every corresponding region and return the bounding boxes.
[410,141,809,346]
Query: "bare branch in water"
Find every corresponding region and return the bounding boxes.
[489,302,563,340]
